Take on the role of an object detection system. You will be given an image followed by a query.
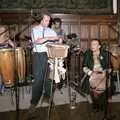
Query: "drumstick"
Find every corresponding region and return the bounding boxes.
[33,39,59,45]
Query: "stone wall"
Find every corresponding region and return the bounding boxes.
[0,0,112,14]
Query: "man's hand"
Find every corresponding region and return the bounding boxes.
[35,36,59,44]
[36,38,45,44]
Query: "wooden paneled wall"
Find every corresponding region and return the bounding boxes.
[52,14,117,51]
[2,13,117,50]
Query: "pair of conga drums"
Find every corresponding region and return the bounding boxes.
[0,47,26,87]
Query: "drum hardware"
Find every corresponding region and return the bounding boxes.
[102,70,116,120]
[0,83,4,95]
[0,46,26,120]
[112,70,120,93]
[69,91,76,109]
[109,44,120,93]
[13,37,20,120]
[46,43,69,120]
[70,80,87,98]
[102,42,116,120]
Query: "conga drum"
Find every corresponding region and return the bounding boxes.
[47,43,69,58]
[15,47,26,83]
[111,55,120,71]
[0,48,15,87]
[89,71,110,94]
[110,44,120,71]
[47,43,69,83]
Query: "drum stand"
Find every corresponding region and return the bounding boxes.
[102,71,116,120]
[47,58,70,120]
[102,71,110,120]
[15,79,20,120]
[47,58,60,120]
[47,44,69,120]
[13,37,20,120]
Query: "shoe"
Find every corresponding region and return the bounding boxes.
[92,104,100,113]
[41,96,50,104]
[92,108,100,113]
[25,105,36,119]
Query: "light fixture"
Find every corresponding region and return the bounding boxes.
[113,0,117,14]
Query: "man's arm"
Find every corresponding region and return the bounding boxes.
[35,36,59,44]
[83,51,93,76]
[31,27,60,44]
[8,39,15,47]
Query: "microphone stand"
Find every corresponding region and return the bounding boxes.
[102,39,116,120]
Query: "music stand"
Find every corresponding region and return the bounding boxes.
[47,43,69,120]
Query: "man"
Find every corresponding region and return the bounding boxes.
[52,17,65,43]
[0,25,15,48]
[0,25,15,93]
[26,9,59,117]
[51,17,66,92]
[83,39,112,112]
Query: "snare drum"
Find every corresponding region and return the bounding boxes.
[47,43,69,58]
[15,47,26,83]
[0,48,15,87]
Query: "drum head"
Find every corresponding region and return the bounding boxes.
[0,48,14,52]
[47,43,69,58]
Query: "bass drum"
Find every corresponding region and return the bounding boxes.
[0,48,15,87]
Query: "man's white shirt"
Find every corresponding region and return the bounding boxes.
[31,25,57,53]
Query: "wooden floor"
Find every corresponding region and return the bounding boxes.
[0,102,120,120]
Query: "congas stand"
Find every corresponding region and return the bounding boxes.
[13,41,20,120]
[0,46,20,120]
[47,44,69,120]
